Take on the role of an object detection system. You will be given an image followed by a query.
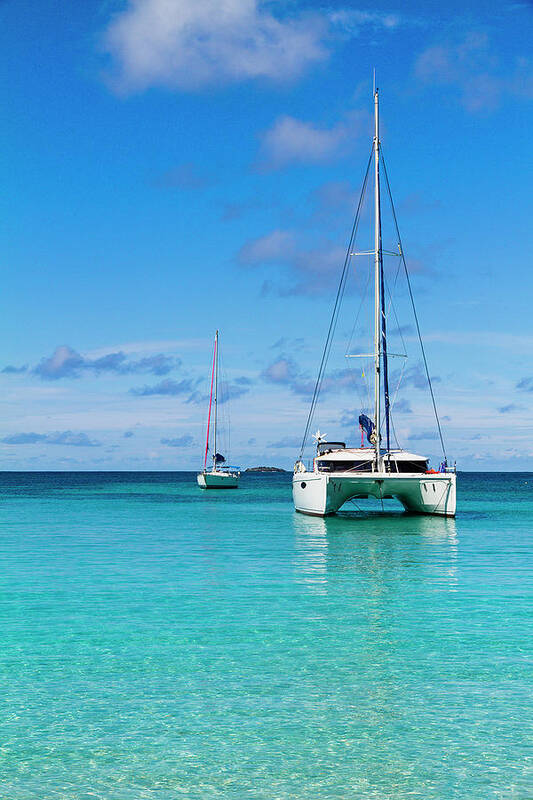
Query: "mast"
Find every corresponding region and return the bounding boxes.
[373,88,381,469]
[203,331,217,471]
[213,330,218,470]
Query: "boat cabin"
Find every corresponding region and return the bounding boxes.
[315,447,429,474]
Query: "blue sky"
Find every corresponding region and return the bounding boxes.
[0,0,532,470]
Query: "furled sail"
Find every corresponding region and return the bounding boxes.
[358,414,375,444]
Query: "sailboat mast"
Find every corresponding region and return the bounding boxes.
[203,332,217,471]
[373,88,382,469]
[213,330,218,469]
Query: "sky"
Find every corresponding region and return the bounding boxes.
[0,0,532,471]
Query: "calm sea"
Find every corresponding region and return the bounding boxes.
[0,471,531,799]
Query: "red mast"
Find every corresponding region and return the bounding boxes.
[203,332,217,471]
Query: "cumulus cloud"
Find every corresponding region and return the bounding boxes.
[270,337,305,352]
[239,228,348,295]
[28,345,179,380]
[239,230,294,266]
[161,435,194,447]
[415,33,533,112]
[262,357,301,385]
[392,398,412,414]
[328,9,401,34]
[392,363,441,390]
[2,431,101,447]
[498,403,524,413]
[257,111,369,170]
[101,0,408,94]
[131,375,250,404]
[407,431,439,441]
[261,356,362,399]
[340,408,361,429]
[102,0,328,93]
[1,364,28,374]
[517,377,533,392]
[130,378,196,397]
[389,324,415,338]
[219,382,250,403]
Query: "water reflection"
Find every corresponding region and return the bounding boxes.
[292,508,458,592]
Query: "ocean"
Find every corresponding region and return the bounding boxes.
[0,471,531,799]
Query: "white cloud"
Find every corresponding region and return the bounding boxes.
[239,229,294,265]
[415,33,533,112]
[101,0,409,94]
[238,227,348,295]
[328,9,401,34]
[102,0,328,92]
[257,111,369,169]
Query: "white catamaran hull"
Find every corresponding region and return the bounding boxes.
[197,471,239,489]
[293,471,456,517]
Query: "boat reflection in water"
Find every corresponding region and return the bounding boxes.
[292,502,458,593]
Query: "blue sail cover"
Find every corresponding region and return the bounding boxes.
[359,414,375,444]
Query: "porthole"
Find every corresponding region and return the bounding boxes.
[301,482,307,489]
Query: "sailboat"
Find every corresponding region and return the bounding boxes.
[293,87,456,517]
[197,330,240,489]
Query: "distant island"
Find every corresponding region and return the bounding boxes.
[244,466,289,473]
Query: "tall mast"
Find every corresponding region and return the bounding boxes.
[213,330,218,469]
[373,88,382,469]
[203,331,217,471]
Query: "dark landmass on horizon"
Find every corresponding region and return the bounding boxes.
[244,466,289,473]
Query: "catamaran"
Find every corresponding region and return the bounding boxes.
[293,87,456,517]
[197,330,240,489]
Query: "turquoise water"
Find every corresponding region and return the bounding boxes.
[0,471,531,799]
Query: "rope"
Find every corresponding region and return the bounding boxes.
[298,146,374,460]
[380,151,447,463]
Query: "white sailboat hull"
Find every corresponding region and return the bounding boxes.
[197,471,239,489]
[293,471,456,517]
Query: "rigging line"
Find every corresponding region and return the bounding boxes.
[383,279,410,415]
[220,357,231,463]
[345,262,371,357]
[387,288,408,357]
[380,151,447,462]
[390,411,401,450]
[346,257,372,428]
[299,146,374,460]
[384,257,404,343]
[203,334,217,470]
[388,356,408,449]
[380,248,391,452]
[376,141,391,453]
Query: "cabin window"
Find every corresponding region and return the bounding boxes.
[394,460,428,473]
[317,442,346,455]
[317,460,373,473]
